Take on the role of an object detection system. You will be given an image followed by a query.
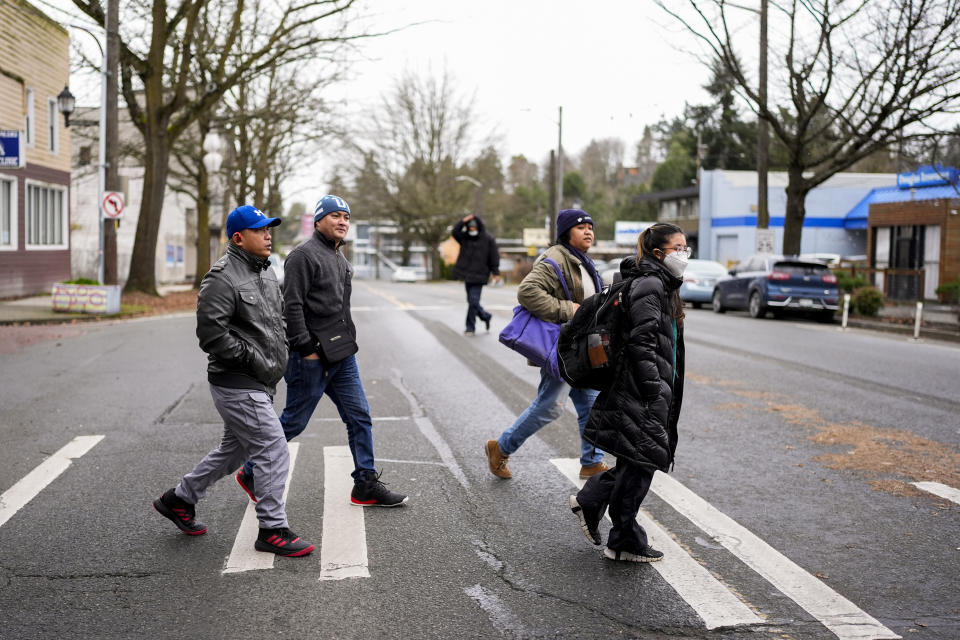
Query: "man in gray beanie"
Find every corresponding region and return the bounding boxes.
[236,194,408,508]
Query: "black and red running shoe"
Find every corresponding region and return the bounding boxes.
[235,469,257,503]
[254,528,314,557]
[153,488,207,535]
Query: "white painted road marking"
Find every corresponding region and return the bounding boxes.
[650,471,900,639]
[223,443,300,574]
[392,370,471,490]
[911,481,960,506]
[0,435,104,528]
[551,458,762,630]
[319,445,370,580]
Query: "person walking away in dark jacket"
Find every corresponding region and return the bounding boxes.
[153,205,314,557]
[236,195,408,508]
[484,209,608,480]
[569,223,688,563]
[452,214,500,336]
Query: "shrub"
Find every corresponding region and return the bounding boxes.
[935,275,960,304]
[833,269,868,293]
[852,286,885,316]
[60,278,101,285]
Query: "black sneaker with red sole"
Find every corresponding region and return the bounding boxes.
[350,471,408,507]
[153,488,207,535]
[236,469,257,503]
[255,528,314,557]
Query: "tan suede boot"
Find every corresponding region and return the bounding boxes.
[484,439,512,479]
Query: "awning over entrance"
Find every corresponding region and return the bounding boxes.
[843,184,960,230]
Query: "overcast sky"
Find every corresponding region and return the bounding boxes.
[284,0,721,203]
[40,0,725,206]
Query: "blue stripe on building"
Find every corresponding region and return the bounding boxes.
[711,216,848,228]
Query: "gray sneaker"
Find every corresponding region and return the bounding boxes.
[603,546,663,563]
[569,495,601,545]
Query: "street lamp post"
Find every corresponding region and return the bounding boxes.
[202,130,224,269]
[57,23,108,285]
[455,175,483,216]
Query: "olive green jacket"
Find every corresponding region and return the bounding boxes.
[517,244,590,323]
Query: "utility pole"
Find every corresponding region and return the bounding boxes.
[548,150,557,242]
[757,0,769,231]
[555,106,563,220]
[103,0,119,284]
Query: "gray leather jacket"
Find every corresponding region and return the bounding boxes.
[196,243,288,395]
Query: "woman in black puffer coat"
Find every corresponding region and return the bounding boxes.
[569,223,688,563]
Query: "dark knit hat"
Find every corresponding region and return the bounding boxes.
[556,209,594,240]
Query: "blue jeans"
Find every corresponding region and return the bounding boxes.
[497,368,603,466]
[243,353,375,482]
[465,282,491,332]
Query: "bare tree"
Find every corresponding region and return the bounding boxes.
[659,0,960,254]
[349,70,482,277]
[70,0,367,294]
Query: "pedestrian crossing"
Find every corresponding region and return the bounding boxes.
[0,435,103,528]
[551,458,762,630]
[3,435,947,638]
[551,458,900,640]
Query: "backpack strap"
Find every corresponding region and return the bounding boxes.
[541,257,571,301]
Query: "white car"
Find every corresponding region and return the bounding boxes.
[391,266,426,282]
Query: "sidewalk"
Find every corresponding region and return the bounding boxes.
[0,284,195,326]
[845,302,959,342]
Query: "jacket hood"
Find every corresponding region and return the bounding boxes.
[464,215,486,235]
[620,255,683,290]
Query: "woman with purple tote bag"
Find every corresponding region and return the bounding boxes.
[486,209,609,481]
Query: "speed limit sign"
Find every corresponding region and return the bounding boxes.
[102,192,125,219]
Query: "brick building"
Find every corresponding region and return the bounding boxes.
[858,166,960,301]
[0,0,72,298]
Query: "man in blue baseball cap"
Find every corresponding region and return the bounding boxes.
[236,194,409,508]
[154,204,315,557]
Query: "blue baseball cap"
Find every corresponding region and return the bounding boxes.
[226,205,281,237]
[314,195,350,223]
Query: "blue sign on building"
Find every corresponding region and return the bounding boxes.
[0,130,25,169]
[896,164,959,189]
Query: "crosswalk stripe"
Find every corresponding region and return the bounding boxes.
[551,458,762,630]
[222,443,300,574]
[319,445,370,580]
[650,471,900,639]
[0,435,104,528]
[911,481,960,506]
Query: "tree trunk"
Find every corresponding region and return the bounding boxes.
[125,134,171,295]
[782,166,809,256]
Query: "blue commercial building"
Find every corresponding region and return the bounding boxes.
[698,170,895,266]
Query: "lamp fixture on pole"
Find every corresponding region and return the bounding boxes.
[57,86,76,127]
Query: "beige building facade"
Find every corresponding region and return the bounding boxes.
[0,0,72,297]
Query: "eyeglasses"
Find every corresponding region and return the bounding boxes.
[661,245,692,258]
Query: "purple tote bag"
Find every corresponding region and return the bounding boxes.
[498,258,569,379]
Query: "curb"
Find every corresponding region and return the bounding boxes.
[843,318,960,343]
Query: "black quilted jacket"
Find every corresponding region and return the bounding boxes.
[583,256,685,471]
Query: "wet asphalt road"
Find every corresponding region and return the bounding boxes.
[0,279,957,639]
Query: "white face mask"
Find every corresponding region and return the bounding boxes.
[468,229,479,237]
[662,251,688,277]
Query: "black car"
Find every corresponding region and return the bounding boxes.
[712,254,839,321]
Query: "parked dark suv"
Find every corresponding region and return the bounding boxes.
[711,254,839,321]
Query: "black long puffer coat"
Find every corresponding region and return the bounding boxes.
[583,255,685,472]
[451,216,500,284]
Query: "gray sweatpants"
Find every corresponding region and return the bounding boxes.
[176,384,290,529]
